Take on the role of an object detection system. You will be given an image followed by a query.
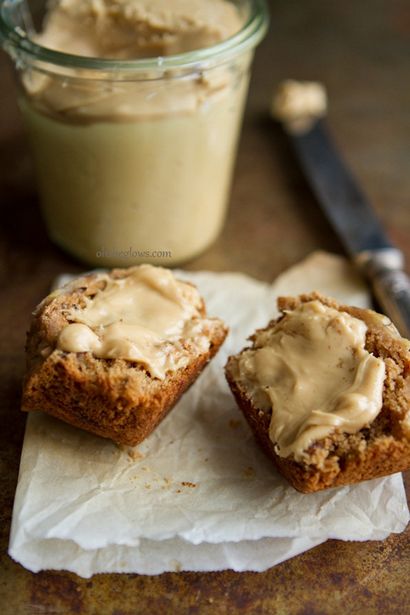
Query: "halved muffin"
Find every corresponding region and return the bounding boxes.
[225,292,410,492]
[22,264,227,445]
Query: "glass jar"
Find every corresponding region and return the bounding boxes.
[0,0,268,267]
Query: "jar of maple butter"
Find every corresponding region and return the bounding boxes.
[0,0,268,266]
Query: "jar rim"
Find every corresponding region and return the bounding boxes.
[0,0,269,72]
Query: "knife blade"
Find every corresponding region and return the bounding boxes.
[272,81,410,338]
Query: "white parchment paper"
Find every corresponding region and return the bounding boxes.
[9,252,409,577]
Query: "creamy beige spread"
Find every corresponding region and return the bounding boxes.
[21,0,250,266]
[57,265,212,379]
[35,0,243,59]
[236,300,386,460]
[272,80,327,133]
[26,0,244,122]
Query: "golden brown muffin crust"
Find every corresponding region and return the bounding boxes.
[22,268,228,446]
[225,292,410,493]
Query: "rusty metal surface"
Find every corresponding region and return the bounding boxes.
[1,1,410,613]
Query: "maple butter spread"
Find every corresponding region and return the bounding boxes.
[34,0,243,59]
[272,80,327,134]
[57,265,212,379]
[236,300,386,461]
[20,0,251,267]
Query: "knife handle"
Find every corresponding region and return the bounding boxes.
[356,249,410,338]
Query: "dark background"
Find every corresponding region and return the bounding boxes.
[0,1,409,613]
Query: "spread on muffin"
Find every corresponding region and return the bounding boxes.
[57,264,213,379]
[234,300,385,460]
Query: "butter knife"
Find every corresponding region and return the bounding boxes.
[272,80,410,338]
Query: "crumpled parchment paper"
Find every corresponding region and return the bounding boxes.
[9,252,409,577]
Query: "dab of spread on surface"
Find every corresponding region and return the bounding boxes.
[34,0,243,59]
[57,264,212,379]
[236,300,386,461]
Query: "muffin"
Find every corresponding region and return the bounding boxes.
[225,292,410,492]
[22,264,227,446]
